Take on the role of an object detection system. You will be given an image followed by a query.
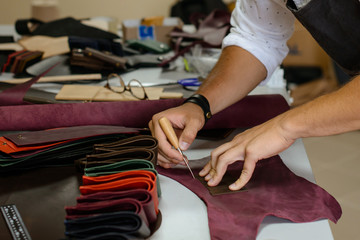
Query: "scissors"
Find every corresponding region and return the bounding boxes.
[177,77,203,87]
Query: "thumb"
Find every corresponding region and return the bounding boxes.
[179,120,200,151]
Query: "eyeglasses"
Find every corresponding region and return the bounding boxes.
[104,73,149,100]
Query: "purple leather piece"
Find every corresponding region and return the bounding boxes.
[156,156,342,240]
[0,94,289,131]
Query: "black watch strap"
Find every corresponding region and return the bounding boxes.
[183,94,212,123]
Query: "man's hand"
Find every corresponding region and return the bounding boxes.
[199,113,296,190]
[149,103,205,168]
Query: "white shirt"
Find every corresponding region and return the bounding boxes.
[222,0,295,83]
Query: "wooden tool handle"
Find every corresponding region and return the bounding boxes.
[159,117,180,149]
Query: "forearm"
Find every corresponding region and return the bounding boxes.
[196,46,267,115]
[283,75,360,139]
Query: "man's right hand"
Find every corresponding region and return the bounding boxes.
[149,102,205,168]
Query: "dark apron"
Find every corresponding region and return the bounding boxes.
[287,0,360,76]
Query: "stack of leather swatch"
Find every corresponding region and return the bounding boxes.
[64,135,162,240]
[0,125,141,173]
[70,47,127,72]
[2,50,43,74]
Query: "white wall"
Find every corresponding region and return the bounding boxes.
[0,0,177,25]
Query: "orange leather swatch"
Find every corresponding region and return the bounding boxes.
[0,136,68,154]
[80,170,158,213]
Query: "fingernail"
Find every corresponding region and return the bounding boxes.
[180,141,190,150]
[229,183,236,189]
[208,178,214,185]
[199,169,205,175]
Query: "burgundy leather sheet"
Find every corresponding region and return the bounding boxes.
[0,66,289,132]
[156,156,342,240]
[0,95,289,131]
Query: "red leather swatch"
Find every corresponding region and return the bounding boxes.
[80,170,159,213]
[0,136,67,154]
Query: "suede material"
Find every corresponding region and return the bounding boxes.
[157,156,342,240]
[0,94,289,131]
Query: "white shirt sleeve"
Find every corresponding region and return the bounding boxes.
[222,0,295,84]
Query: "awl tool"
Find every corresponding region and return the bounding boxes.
[159,117,195,179]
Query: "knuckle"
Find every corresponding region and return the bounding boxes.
[210,150,219,160]
[244,146,256,158]
[217,154,226,163]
